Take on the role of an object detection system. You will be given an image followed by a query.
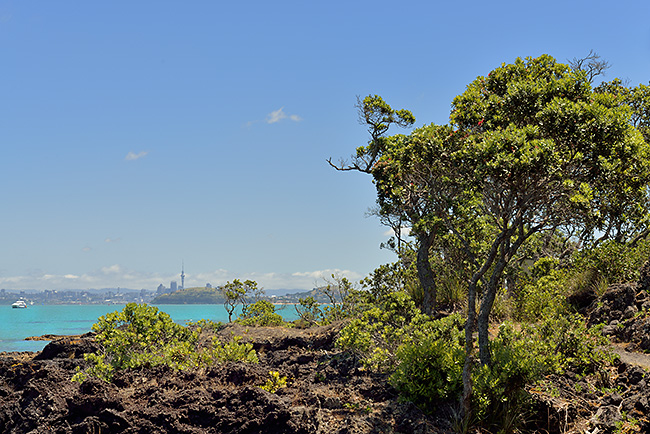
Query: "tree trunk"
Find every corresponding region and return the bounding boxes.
[416,233,437,316]
[461,278,478,419]
[477,255,508,366]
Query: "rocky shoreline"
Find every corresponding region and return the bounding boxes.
[1,284,649,433]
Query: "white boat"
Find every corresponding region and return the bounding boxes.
[11,300,27,309]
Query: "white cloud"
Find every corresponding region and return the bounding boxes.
[101,264,122,274]
[64,274,79,279]
[125,151,148,161]
[104,237,121,243]
[292,269,362,281]
[266,107,287,124]
[265,107,302,124]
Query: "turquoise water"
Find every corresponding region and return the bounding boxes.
[0,304,298,353]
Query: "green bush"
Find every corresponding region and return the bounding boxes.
[236,300,284,326]
[208,335,259,364]
[390,314,465,406]
[467,316,613,431]
[73,303,258,382]
[389,312,613,431]
[294,296,324,326]
[336,291,421,371]
[517,266,570,321]
[576,239,650,286]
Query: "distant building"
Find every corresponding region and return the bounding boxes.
[170,281,178,292]
[157,284,167,296]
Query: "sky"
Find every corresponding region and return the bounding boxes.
[1,0,649,293]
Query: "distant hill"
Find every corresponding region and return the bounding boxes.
[273,287,337,304]
[152,287,226,304]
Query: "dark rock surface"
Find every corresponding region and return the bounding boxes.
[0,323,445,434]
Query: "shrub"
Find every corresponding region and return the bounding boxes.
[259,371,288,393]
[336,291,421,371]
[73,303,258,382]
[294,296,323,326]
[236,300,284,327]
[468,316,613,431]
[517,266,570,321]
[576,239,650,285]
[209,335,259,364]
[390,314,465,406]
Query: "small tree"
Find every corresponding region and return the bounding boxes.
[222,279,259,322]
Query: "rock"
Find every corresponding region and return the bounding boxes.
[607,392,622,406]
[0,324,441,434]
[591,405,622,430]
[602,325,618,336]
[34,333,99,361]
[623,305,637,320]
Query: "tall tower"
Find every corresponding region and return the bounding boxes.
[181,262,185,290]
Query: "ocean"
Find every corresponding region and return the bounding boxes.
[0,303,299,353]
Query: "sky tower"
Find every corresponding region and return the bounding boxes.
[181,262,185,290]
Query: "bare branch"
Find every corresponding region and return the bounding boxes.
[569,50,611,83]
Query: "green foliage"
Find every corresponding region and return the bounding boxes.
[80,303,198,381]
[336,291,423,371]
[236,300,285,327]
[574,239,650,287]
[515,240,650,322]
[469,316,612,430]
[390,315,465,405]
[73,303,257,382]
[294,296,323,326]
[390,313,612,429]
[517,263,570,321]
[259,370,288,393]
[209,335,259,364]
[186,318,224,332]
[223,279,259,322]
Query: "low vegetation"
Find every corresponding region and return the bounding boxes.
[72,303,257,383]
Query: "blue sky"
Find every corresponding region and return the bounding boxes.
[1,0,649,292]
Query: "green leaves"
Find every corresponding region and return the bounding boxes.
[74,303,258,382]
[223,279,260,322]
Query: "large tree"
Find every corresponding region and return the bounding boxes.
[452,55,650,411]
[339,55,650,416]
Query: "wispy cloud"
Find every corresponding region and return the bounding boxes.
[266,107,287,124]
[104,237,121,243]
[265,107,302,124]
[125,151,148,161]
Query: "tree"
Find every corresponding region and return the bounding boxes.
[370,123,482,315]
[450,55,650,413]
[222,279,259,322]
[341,55,650,417]
[328,95,415,173]
[329,95,456,314]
